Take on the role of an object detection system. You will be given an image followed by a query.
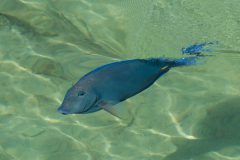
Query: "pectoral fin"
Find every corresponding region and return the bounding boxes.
[97,100,132,120]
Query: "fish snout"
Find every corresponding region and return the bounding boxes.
[57,107,69,115]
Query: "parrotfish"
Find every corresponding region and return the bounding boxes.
[181,42,218,56]
[57,56,202,118]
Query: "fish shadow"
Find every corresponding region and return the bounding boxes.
[163,96,240,160]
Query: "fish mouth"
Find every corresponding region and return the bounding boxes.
[57,106,69,115]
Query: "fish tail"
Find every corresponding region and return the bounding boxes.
[172,56,205,67]
[145,57,205,67]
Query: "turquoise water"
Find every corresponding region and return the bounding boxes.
[1,0,240,160]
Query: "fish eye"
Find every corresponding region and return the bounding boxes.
[78,91,85,96]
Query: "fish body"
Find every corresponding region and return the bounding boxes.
[57,57,201,117]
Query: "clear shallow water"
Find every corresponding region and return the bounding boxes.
[0,0,240,160]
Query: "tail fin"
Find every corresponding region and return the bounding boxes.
[145,56,205,68]
[181,41,219,56]
[172,56,205,67]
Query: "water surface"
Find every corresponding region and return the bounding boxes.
[0,0,240,160]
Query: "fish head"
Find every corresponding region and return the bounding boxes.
[57,86,98,115]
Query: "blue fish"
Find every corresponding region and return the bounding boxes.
[57,56,203,118]
[181,42,217,56]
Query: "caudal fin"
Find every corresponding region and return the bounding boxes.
[145,56,205,68]
[173,56,205,67]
